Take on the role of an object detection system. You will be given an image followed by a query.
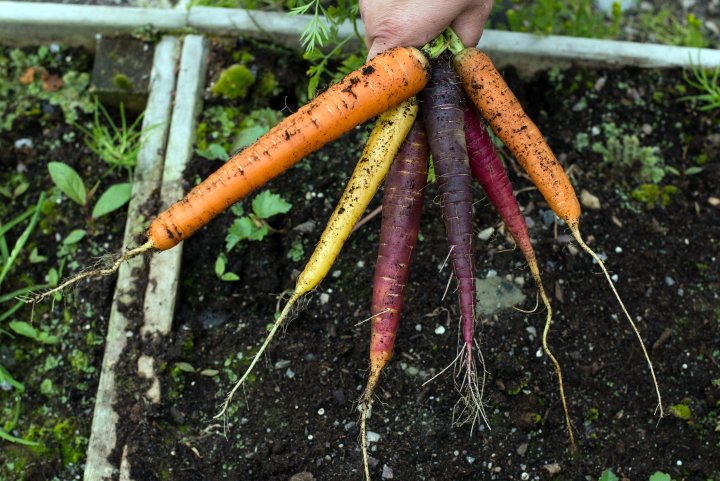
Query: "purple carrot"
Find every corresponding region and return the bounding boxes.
[464,105,575,449]
[360,118,428,481]
[422,55,485,428]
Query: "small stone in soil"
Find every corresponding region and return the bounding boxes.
[478,226,494,241]
[434,325,446,335]
[289,471,315,481]
[366,431,381,443]
[381,465,394,479]
[580,189,601,210]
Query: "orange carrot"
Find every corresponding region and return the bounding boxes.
[149,47,430,251]
[27,47,430,303]
[453,45,664,417]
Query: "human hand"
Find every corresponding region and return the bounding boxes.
[359,0,493,59]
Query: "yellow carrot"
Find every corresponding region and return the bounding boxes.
[216,97,420,418]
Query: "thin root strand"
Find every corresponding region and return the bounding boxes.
[570,224,664,418]
[20,241,155,304]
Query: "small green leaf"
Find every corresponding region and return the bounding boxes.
[29,247,47,264]
[233,125,269,151]
[684,166,703,175]
[230,203,244,216]
[649,472,672,481]
[196,143,228,161]
[599,470,619,481]
[175,362,195,373]
[13,181,29,198]
[36,331,59,345]
[8,320,38,339]
[200,369,219,377]
[670,403,692,420]
[252,191,292,219]
[40,378,55,395]
[47,268,59,286]
[48,162,86,205]
[226,217,256,251]
[0,365,24,392]
[221,272,240,282]
[63,229,86,245]
[92,182,132,218]
[215,255,226,277]
[247,222,269,241]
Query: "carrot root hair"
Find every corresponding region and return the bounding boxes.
[569,224,664,418]
[452,341,490,433]
[215,292,303,423]
[20,240,155,304]
[528,260,576,451]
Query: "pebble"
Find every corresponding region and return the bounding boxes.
[319,293,330,305]
[381,465,394,479]
[526,326,537,338]
[405,366,419,376]
[486,269,497,278]
[466,456,476,464]
[366,431,381,443]
[434,325,446,335]
[521,472,530,480]
[709,197,720,207]
[286,368,295,379]
[14,138,33,149]
[331,270,341,278]
[580,189,601,210]
[289,471,315,481]
[543,463,562,475]
[517,443,528,455]
[293,220,316,233]
[478,226,494,241]
[317,408,325,416]
[274,360,291,369]
[614,246,622,254]
[594,76,607,91]
[641,123,653,135]
[514,276,525,287]
[541,209,556,225]
[665,276,676,287]
[415,323,422,332]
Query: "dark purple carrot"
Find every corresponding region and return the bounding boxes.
[359,118,429,481]
[464,105,575,449]
[422,54,485,428]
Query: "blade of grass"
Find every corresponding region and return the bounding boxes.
[0,193,45,288]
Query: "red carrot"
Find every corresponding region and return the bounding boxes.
[359,118,429,481]
[464,105,575,449]
[422,55,485,428]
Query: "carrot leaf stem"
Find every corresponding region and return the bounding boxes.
[444,28,465,55]
[421,33,448,59]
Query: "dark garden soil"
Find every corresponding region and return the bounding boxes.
[0,45,141,480]
[106,40,720,481]
[2,38,719,481]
